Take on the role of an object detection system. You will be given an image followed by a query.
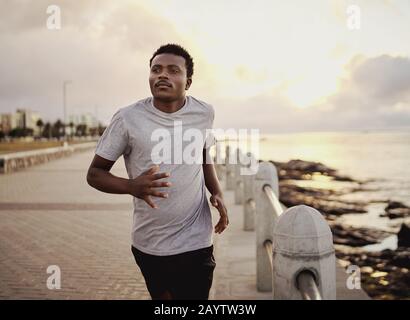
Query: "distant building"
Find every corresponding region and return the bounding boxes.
[1,109,41,135]
[0,113,20,134]
[16,109,41,135]
[0,109,100,137]
[69,113,98,127]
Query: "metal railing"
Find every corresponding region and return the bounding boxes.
[263,240,273,270]
[297,270,322,300]
[263,185,283,217]
[215,143,336,300]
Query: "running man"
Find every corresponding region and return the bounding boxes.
[87,44,228,300]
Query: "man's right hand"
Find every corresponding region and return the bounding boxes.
[127,165,171,209]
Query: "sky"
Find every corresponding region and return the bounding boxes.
[1,0,410,133]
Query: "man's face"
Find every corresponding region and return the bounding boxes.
[149,53,192,102]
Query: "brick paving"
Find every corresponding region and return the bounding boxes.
[0,151,149,299]
[0,150,369,300]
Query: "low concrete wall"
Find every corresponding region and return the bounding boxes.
[0,142,96,174]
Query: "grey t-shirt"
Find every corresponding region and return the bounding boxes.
[95,95,215,256]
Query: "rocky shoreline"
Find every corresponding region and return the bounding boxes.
[271,159,410,300]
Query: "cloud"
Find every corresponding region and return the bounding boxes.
[0,0,185,122]
[212,54,410,133]
[211,88,319,133]
[323,54,410,127]
[348,55,410,104]
[1,1,409,133]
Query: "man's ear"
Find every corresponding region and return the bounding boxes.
[185,78,192,90]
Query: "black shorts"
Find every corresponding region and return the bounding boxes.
[131,245,216,300]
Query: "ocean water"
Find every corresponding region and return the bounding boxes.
[223,130,410,249]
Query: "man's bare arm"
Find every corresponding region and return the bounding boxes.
[202,148,229,233]
[202,150,223,197]
[87,155,171,208]
[86,155,130,194]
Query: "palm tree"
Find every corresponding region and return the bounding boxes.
[75,124,88,137]
[69,121,74,140]
[36,119,44,138]
[44,122,52,139]
[53,120,64,139]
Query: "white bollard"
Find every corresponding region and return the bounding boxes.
[243,176,255,231]
[273,205,336,300]
[225,145,236,190]
[254,161,280,292]
[234,149,244,205]
[215,163,224,181]
[243,152,256,231]
[214,140,224,181]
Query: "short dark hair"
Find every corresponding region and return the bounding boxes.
[149,44,194,78]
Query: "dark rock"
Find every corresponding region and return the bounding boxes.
[391,250,410,268]
[397,222,410,247]
[285,159,336,174]
[333,175,356,182]
[380,208,410,219]
[336,247,410,299]
[271,159,358,182]
[386,201,408,211]
[380,249,395,259]
[279,183,368,216]
[380,201,410,219]
[330,223,390,247]
[279,183,333,197]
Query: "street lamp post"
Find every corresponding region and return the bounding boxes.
[63,80,71,140]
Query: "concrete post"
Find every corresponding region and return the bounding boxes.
[243,152,256,231]
[215,163,223,181]
[254,161,279,292]
[273,205,336,300]
[234,148,244,205]
[214,141,224,181]
[225,145,236,190]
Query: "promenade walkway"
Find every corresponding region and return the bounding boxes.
[0,150,369,299]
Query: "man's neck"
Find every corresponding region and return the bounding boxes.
[152,96,186,114]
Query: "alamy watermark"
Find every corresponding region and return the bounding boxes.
[346,264,361,290]
[150,122,259,175]
[46,265,61,290]
[347,5,361,30]
[46,5,61,30]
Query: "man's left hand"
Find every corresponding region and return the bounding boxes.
[210,193,229,234]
